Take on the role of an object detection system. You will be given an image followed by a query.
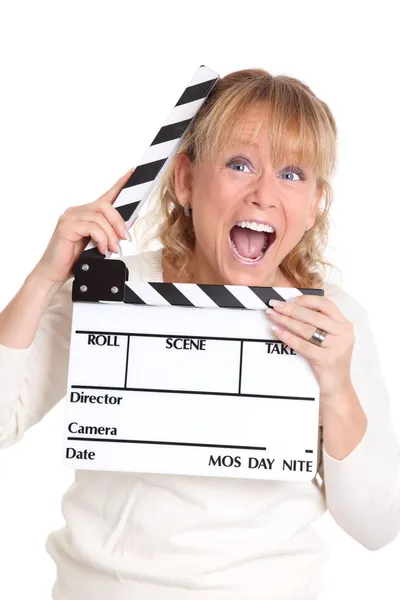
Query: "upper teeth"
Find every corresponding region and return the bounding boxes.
[237,221,275,233]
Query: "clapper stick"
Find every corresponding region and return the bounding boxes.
[65,65,324,482]
[75,65,219,264]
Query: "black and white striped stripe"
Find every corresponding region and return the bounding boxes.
[124,282,324,309]
[81,65,219,260]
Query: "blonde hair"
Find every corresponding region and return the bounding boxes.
[136,68,339,288]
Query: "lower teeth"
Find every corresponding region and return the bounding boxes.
[232,242,267,260]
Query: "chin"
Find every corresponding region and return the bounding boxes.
[215,257,274,287]
[222,269,272,287]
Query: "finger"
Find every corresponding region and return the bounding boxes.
[267,302,339,335]
[266,309,332,345]
[73,221,110,256]
[97,202,132,241]
[279,294,347,322]
[75,210,121,254]
[100,167,135,204]
[270,323,323,360]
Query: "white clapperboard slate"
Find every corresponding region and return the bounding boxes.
[63,65,323,482]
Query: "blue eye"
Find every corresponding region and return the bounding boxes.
[281,171,299,181]
[227,157,251,172]
[280,166,305,181]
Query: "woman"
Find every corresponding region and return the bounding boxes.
[1,68,399,599]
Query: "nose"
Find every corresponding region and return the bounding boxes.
[245,173,278,210]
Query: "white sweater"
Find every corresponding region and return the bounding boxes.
[1,249,400,600]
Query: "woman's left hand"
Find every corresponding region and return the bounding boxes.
[266,295,355,402]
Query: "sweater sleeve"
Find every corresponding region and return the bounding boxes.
[0,277,73,447]
[321,293,400,550]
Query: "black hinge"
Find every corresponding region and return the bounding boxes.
[72,258,129,302]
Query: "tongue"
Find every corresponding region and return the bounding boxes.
[230,226,267,259]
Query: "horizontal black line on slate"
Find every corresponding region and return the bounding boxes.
[74,330,285,344]
[67,437,267,451]
[70,385,315,401]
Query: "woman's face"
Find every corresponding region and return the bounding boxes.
[174,104,323,286]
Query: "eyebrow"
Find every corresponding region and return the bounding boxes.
[228,136,309,170]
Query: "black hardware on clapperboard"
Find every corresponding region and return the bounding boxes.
[72,256,128,303]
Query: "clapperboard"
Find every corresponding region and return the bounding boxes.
[63,65,323,482]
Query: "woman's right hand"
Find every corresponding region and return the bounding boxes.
[32,168,135,285]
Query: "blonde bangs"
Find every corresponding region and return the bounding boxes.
[189,75,336,184]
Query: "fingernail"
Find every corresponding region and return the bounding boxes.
[117,242,122,257]
[105,250,112,259]
[266,308,275,315]
[286,296,299,303]
[269,299,284,307]
[124,227,132,242]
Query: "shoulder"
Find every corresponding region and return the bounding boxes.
[322,281,368,324]
[323,283,379,371]
[121,248,163,282]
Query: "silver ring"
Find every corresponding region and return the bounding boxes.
[309,327,327,346]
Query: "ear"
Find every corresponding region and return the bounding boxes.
[174,153,193,209]
[306,183,324,229]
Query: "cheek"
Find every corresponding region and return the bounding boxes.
[282,205,309,243]
[192,192,218,245]
[193,180,231,228]
[192,189,232,256]
[284,189,314,223]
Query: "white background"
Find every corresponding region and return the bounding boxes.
[0,1,399,598]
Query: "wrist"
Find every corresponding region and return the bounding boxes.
[321,380,367,460]
[321,379,359,415]
[25,269,65,300]
[321,377,353,398]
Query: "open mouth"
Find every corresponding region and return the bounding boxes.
[229,220,277,264]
